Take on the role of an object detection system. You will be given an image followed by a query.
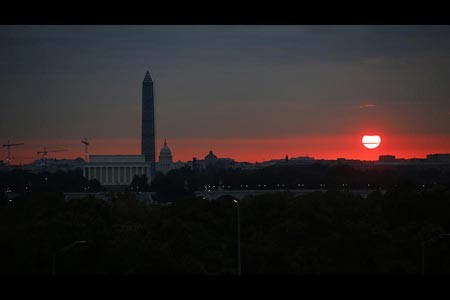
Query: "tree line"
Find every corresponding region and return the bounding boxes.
[1,175,450,274]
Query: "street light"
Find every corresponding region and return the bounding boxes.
[52,240,87,276]
[422,233,450,275]
[233,199,241,276]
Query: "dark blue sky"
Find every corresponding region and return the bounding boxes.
[1,26,450,161]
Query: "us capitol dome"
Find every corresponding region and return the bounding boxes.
[157,139,173,174]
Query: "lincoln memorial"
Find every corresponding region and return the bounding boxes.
[83,155,151,186]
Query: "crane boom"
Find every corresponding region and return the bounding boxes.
[37,149,66,154]
[81,138,89,162]
[37,147,68,167]
[2,140,24,165]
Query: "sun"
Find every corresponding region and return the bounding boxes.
[362,135,381,149]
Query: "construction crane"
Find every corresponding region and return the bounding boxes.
[2,140,24,165]
[37,147,67,167]
[81,138,89,162]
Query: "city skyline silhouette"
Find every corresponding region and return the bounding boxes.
[1,26,450,163]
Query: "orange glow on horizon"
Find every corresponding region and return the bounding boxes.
[4,135,450,165]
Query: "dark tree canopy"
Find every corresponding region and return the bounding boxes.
[1,166,449,275]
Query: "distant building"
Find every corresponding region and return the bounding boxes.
[141,71,156,176]
[157,139,173,174]
[332,158,362,165]
[427,153,450,162]
[218,158,236,167]
[289,156,315,164]
[22,157,85,172]
[155,139,185,174]
[204,150,219,166]
[229,162,257,170]
[83,71,157,185]
[187,150,236,170]
[84,155,151,186]
[192,157,199,171]
[379,155,396,162]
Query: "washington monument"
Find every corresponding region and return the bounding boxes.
[142,71,156,177]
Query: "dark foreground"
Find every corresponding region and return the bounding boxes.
[1,181,450,275]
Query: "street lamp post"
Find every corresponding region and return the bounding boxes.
[233,199,241,276]
[421,233,450,275]
[52,240,87,276]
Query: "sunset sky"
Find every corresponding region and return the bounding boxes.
[1,25,450,164]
